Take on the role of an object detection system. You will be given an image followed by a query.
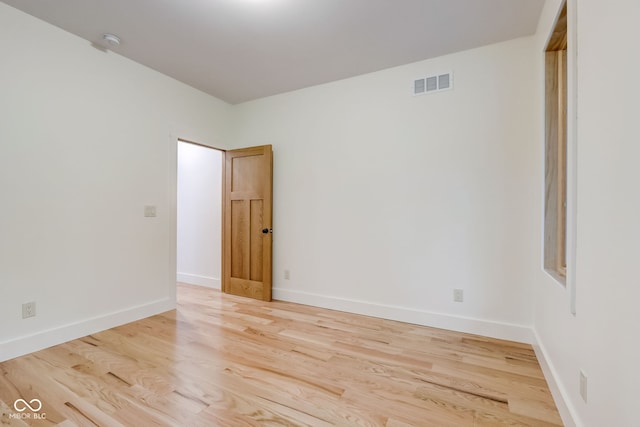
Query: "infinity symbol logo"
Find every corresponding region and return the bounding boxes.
[13,398,42,412]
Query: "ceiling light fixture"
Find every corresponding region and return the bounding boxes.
[102,33,121,48]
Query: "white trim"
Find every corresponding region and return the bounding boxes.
[176,273,221,289]
[167,133,179,308]
[532,330,581,427]
[566,0,578,316]
[0,298,174,363]
[273,287,533,344]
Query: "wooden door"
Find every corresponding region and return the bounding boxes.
[222,145,273,301]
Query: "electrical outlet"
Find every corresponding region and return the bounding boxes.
[453,289,464,302]
[284,269,290,280]
[580,370,588,403]
[144,205,157,217]
[22,302,36,319]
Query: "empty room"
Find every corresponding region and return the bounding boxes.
[0,0,638,426]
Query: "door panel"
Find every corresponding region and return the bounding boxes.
[230,200,248,279]
[249,199,264,282]
[232,156,263,193]
[223,145,272,301]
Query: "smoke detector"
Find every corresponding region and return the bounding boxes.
[102,33,121,48]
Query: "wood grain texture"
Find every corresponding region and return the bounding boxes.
[544,50,561,275]
[0,284,562,426]
[556,49,567,276]
[230,200,249,280]
[250,199,264,282]
[224,145,272,301]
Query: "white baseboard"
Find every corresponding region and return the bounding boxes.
[272,287,533,344]
[177,273,221,289]
[0,298,174,363]
[532,330,581,427]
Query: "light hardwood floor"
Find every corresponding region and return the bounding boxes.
[0,283,562,426]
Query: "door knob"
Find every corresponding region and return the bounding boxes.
[262,228,273,234]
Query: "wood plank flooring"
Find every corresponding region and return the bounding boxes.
[0,283,562,426]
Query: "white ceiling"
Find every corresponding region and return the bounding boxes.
[2,0,545,104]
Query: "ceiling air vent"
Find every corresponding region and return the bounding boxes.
[412,72,453,96]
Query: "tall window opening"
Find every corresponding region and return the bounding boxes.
[544,2,568,282]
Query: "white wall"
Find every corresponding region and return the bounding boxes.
[532,1,640,426]
[229,36,540,342]
[177,142,222,289]
[0,3,230,361]
[5,2,638,424]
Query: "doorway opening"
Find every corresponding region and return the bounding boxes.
[174,140,274,302]
[176,139,223,290]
